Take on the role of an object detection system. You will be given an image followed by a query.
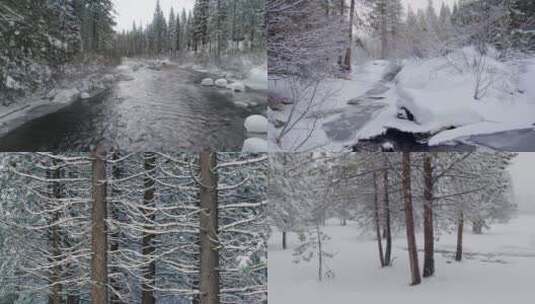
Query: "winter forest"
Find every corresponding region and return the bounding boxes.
[268,0,535,151]
[0,152,268,304]
[0,0,267,152]
[268,152,535,303]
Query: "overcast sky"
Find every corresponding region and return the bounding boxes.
[509,153,535,213]
[113,0,195,32]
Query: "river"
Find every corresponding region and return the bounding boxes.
[0,59,266,151]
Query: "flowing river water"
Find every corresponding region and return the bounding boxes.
[0,60,266,151]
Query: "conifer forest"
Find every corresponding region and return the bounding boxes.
[0,152,267,303]
[0,0,267,152]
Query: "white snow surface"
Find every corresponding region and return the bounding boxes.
[215,78,228,88]
[269,215,535,304]
[244,115,268,134]
[357,47,535,145]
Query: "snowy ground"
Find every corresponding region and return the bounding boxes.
[269,215,535,303]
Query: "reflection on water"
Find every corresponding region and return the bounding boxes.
[0,65,265,151]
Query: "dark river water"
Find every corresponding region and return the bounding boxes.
[0,61,266,152]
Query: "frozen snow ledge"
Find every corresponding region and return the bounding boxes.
[353,47,535,151]
[0,73,119,138]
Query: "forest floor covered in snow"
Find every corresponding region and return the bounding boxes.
[268,214,535,303]
[269,48,535,151]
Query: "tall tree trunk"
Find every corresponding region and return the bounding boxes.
[110,152,124,304]
[91,145,108,304]
[402,152,421,286]
[456,211,464,262]
[472,219,483,234]
[373,172,385,267]
[216,0,222,65]
[282,231,287,250]
[380,0,388,59]
[199,152,220,304]
[48,162,62,304]
[317,226,323,281]
[141,153,156,304]
[343,0,356,70]
[383,166,392,266]
[422,154,435,278]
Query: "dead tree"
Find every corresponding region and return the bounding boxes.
[402,152,421,286]
[422,154,435,277]
[199,152,220,304]
[91,145,108,304]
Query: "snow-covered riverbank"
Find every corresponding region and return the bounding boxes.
[0,66,121,138]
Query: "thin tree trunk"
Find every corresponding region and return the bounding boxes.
[344,0,356,70]
[48,162,62,304]
[317,226,323,282]
[141,153,156,304]
[216,0,222,65]
[380,0,388,59]
[383,167,392,266]
[91,144,108,304]
[423,154,435,277]
[282,231,287,250]
[110,151,123,304]
[402,152,421,286]
[373,172,385,267]
[199,152,220,304]
[456,211,464,262]
[472,219,483,234]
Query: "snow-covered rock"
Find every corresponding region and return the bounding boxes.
[244,115,268,134]
[53,88,80,104]
[45,89,58,100]
[5,76,23,90]
[242,137,268,153]
[234,101,250,108]
[244,66,267,90]
[201,78,214,86]
[215,78,228,88]
[80,92,91,99]
[227,82,246,92]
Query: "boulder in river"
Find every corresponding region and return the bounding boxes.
[227,82,245,92]
[244,115,268,134]
[215,78,228,88]
[242,137,268,153]
[201,78,214,86]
